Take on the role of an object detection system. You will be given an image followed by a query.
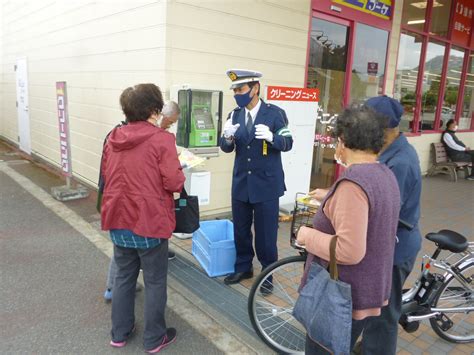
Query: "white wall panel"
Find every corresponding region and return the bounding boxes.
[166,0,311,213]
[0,0,313,214]
[1,0,167,186]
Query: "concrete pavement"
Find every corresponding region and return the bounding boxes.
[0,165,227,354]
[0,139,257,354]
[1,138,473,354]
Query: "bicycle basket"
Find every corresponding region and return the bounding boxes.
[290,193,320,248]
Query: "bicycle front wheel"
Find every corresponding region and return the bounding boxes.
[248,255,307,354]
[429,261,474,343]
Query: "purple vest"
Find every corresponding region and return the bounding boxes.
[302,163,400,310]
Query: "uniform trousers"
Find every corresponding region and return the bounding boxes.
[232,197,279,272]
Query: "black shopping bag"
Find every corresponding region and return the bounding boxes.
[174,189,200,233]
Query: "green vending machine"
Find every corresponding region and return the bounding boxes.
[175,87,223,156]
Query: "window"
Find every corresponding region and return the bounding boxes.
[402,0,428,31]
[394,32,423,132]
[307,17,350,188]
[441,47,464,129]
[459,55,474,130]
[399,0,474,133]
[420,41,446,130]
[307,18,349,115]
[430,0,452,37]
[350,24,388,106]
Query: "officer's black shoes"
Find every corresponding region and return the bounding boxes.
[260,279,273,296]
[224,270,254,285]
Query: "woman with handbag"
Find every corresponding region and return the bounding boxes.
[100,101,182,303]
[296,106,401,354]
[101,84,185,353]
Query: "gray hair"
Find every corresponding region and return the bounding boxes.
[162,101,180,118]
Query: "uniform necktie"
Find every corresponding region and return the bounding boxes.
[246,112,253,133]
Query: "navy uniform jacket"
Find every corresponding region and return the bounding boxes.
[220,100,293,204]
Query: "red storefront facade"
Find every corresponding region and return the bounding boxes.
[307,0,474,188]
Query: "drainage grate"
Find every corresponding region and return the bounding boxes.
[168,255,258,338]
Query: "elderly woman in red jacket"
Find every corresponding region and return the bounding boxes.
[101,83,185,353]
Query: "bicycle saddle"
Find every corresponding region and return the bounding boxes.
[425,229,469,253]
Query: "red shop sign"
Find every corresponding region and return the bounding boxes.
[266,86,320,102]
[452,0,473,47]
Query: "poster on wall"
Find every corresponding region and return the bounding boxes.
[332,0,393,20]
[265,86,319,209]
[452,0,473,47]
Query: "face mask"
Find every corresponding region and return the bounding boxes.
[234,88,253,108]
[334,153,348,168]
[156,115,163,127]
[334,138,348,167]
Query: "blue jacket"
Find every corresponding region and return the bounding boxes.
[378,134,422,265]
[220,100,293,203]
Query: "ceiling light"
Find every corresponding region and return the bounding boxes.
[410,1,443,9]
[410,1,428,9]
[407,19,426,25]
[424,72,441,77]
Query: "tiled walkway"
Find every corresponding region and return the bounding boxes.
[173,175,474,354]
[1,138,472,354]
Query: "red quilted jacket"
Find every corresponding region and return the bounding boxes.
[101,121,185,238]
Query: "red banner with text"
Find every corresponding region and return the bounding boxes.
[452,0,473,47]
[266,86,319,102]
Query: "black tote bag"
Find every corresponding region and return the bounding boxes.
[174,188,200,233]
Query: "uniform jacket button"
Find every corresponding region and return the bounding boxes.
[248,171,252,174]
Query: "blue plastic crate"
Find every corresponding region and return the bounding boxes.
[192,220,235,277]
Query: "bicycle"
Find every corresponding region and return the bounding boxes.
[399,229,473,344]
[247,194,473,354]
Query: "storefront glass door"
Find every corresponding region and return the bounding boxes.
[350,23,388,105]
[307,15,349,189]
[307,12,390,189]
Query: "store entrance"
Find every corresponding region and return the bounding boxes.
[307,14,350,189]
[307,12,389,189]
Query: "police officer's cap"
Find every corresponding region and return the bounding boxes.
[226,69,262,89]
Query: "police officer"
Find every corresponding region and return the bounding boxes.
[220,69,293,287]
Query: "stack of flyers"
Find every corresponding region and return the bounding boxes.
[296,195,321,207]
[179,149,206,169]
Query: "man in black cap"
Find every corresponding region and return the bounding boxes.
[220,69,293,289]
[355,95,422,354]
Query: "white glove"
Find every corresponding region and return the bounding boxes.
[223,119,240,138]
[255,124,273,142]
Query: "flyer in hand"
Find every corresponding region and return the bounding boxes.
[296,195,321,207]
[179,149,206,169]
